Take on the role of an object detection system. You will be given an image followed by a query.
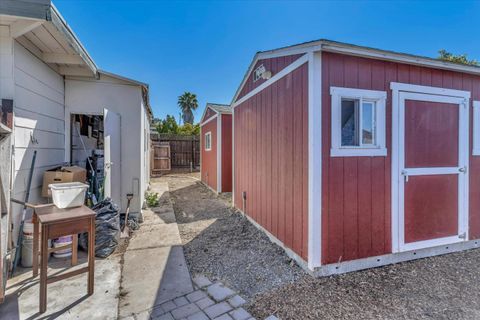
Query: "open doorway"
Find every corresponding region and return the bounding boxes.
[70,114,105,203]
[69,109,122,209]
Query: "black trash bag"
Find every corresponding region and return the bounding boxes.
[79,198,120,258]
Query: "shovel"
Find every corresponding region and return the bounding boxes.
[120,194,134,238]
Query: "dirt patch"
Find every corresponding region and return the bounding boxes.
[165,173,305,299]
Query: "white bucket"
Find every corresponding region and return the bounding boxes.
[53,236,72,258]
[49,182,88,209]
[23,220,34,239]
[21,236,34,267]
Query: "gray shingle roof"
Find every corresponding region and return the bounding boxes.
[206,103,231,114]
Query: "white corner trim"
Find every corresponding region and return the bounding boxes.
[232,54,309,108]
[308,51,322,270]
[238,208,310,273]
[390,82,471,99]
[201,114,218,126]
[473,101,480,156]
[217,115,222,193]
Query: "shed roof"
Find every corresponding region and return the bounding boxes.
[200,103,231,125]
[232,39,480,104]
[207,103,232,114]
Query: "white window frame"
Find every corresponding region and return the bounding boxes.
[330,86,387,157]
[205,131,212,151]
[473,101,480,155]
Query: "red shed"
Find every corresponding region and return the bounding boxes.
[200,103,232,193]
[232,39,480,275]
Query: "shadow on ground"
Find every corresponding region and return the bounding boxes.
[163,173,480,320]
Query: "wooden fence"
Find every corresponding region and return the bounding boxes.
[151,134,200,175]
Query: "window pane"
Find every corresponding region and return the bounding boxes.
[362,102,374,145]
[341,99,359,146]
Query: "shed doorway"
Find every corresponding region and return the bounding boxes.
[395,89,468,252]
[70,108,121,207]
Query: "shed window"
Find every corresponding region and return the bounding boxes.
[205,132,212,151]
[331,87,387,157]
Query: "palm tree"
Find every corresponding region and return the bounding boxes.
[178,92,198,124]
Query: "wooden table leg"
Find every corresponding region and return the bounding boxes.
[39,225,48,313]
[71,234,78,266]
[32,214,39,278]
[87,218,95,296]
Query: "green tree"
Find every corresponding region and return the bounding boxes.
[156,114,178,134]
[438,49,478,66]
[177,123,200,136]
[178,92,198,124]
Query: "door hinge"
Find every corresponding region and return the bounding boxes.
[459,232,467,239]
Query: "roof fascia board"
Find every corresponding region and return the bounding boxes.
[233,53,309,108]
[48,4,97,75]
[0,0,50,20]
[200,114,218,127]
[231,46,319,104]
[231,39,480,105]
[200,106,216,124]
[99,70,148,87]
[321,42,480,75]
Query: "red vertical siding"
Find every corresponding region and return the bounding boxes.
[322,52,480,264]
[234,63,309,260]
[236,54,304,101]
[201,118,217,191]
[221,114,232,192]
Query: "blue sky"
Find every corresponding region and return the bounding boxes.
[54,0,480,123]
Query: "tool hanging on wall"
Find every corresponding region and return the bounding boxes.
[10,150,36,277]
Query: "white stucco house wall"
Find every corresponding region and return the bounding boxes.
[0,1,152,299]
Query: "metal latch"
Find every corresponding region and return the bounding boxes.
[459,232,467,239]
[459,166,467,173]
[401,170,409,182]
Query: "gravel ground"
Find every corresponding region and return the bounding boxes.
[250,249,480,319]
[164,173,480,320]
[164,173,305,299]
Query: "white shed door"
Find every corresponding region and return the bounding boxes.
[104,108,121,207]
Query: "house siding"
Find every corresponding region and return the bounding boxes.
[12,41,66,243]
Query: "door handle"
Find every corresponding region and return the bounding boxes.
[401,170,409,182]
[459,166,467,173]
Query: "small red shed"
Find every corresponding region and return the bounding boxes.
[232,39,480,275]
[200,103,232,193]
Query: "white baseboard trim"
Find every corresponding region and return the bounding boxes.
[200,180,219,194]
[314,239,480,277]
[235,208,311,273]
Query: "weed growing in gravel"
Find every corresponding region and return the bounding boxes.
[145,191,160,207]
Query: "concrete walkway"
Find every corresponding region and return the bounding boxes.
[0,252,121,319]
[119,180,193,319]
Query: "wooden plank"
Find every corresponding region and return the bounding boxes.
[284,72,294,249]
[293,66,304,255]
